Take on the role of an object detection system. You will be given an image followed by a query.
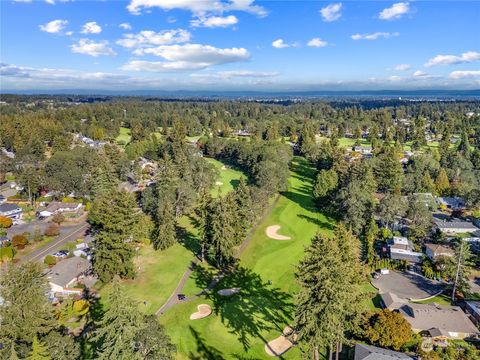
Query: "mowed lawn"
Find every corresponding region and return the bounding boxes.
[160,157,337,359]
[205,157,246,197]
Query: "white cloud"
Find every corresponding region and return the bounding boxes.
[320,3,342,22]
[272,39,290,49]
[65,31,73,36]
[39,19,68,34]
[45,0,71,4]
[117,29,191,48]
[307,38,328,48]
[379,2,410,20]
[127,0,266,17]
[394,63,411,71]
[425,51,480,67]
[81,21,102,34]
[13,0,32,2]
[449,70,480,79]
[119,23,132,30]
[191,15,238,28]
[412,70,428,77]
[351,32,399,40]
[124,43,250,72]
[71,39,116,57]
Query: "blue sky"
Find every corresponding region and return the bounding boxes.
[1,0,479,91]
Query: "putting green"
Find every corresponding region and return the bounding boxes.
[115,127,131,145]
[205,158,246,197]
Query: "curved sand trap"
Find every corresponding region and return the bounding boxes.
[265,327,296,356]
[217,288,241,296]
[221,165,227,170]
[215,181,224,186]
[266,225,291,240]
[189,304,212,320]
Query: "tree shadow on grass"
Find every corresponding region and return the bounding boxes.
[191,266,294,351]
[297,214,336,232]
[280,190,317,212]
[176,223,201,256]
[188,326,226,360]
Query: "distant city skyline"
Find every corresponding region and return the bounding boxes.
[1,0,479,91]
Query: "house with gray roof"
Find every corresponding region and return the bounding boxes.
[425,243,454,260]
[379,292,406,310]
[398,303,478,340]
[434,218,479,235]
[436,196,466,211]
[354,344,413,360]
[45,256,91,296]
[387,236,423,263]
[0,203,22,220]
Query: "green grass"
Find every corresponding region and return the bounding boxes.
[160,157,337,359]
[205,158,246,198]
[413,294,452,306]
[100,243,195,314]
[116,127,131,145]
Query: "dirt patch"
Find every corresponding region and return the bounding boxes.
[265,225,291,240]
[265,326,296,356]
[189,304,212,320]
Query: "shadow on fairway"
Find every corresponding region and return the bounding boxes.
[281,189,317,212]
[191,266,294,351]
[297,214,336,231]
[188,326,226,360]
[176,223,201,256]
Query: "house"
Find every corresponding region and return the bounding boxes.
[354,344,413,360]
[464,301,480,326]
[45,256,91,295]
[39,201,83,218]
[380,292,405,310]
[436,197,466,211]
[425,243,454,260]
[233,129,252,137]
[398,303,479,340]
[387,236,423,263]
[434,218,479,235]
[0,203,22,220]
[352,145,373,155]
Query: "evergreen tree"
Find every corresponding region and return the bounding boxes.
[0,263,55,344]
[374,146,403,192]
[449,240,474,302]
[134,315,176,360]
[294,225,364,359]
[363,217,378,264]
[28,336,51,360]
[458,130,471,158]
[9,343,19,360]
[435,168,450,195]
[313,169,338,203]
[153,194,177,250]
[93,279,144,360]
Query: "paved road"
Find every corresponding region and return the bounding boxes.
[18,221,90,264]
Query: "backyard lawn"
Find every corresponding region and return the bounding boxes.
[160,157,338,359]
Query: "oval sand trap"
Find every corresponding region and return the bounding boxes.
[266,225,291,240]
[189,304,212,320]
[215,181,224,186]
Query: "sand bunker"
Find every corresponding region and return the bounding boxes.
[217,288,241,296]
[266,225,291,240]
[221,165,227,170]
[189,304,212,320]
[215,181,224,186]
[265,326,296,356]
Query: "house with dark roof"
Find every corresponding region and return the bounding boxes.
[464,301,480,326]
[387,236,423,263]
[0,203,22,220]
[380,292,406,310]
[354,344,413,360]
[434,218,479,235]
[398,303,479,340]
[45,257,91,296]
[436,196,466,211]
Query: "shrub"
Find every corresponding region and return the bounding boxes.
[33,227,43,242]
[11,234,28,249]
[0,216,13,228]
[0,246,15,262]
[52,213,65,225]
[44,223,60,237]
[44,255,56,266]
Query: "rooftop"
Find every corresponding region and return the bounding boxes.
[45,256,90,288]
[354,344,413,360]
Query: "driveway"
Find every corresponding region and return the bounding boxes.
[372,270,445,300]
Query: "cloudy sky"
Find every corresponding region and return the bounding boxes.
[1,0,479,91]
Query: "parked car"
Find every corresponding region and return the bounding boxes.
[53,250,69,259]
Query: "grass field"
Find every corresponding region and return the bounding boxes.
[160,157,338,359]
[205,158,246,197]
[116,127,131,145]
